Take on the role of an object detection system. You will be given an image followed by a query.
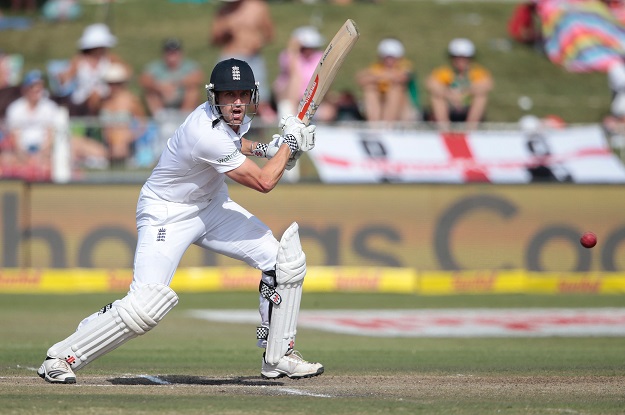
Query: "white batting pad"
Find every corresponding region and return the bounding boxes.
[47,284,178,371]
[265,222,306,365]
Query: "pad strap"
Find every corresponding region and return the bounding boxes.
[256,326,269,340]
[259,280,282,305]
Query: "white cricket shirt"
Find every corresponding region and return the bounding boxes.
[143,102,250,204]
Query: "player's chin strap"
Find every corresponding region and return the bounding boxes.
[47,284,178,371]
[262,222,307,365]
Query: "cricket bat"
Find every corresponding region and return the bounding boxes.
[296,19,360,125]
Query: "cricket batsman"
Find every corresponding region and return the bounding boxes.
[37,58,323,383]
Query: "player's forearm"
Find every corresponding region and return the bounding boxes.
[257,145,291,192]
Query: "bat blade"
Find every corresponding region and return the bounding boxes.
[296,19,360,125]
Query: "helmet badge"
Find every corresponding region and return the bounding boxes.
[232,66,241,81]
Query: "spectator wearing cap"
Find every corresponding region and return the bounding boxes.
[57,23,132,116]
[356,38,420,123]
[3,70,56,180]
[139,38,204,118]
[273,26,334,120]
[425,38,493,130]
[3,69,109,179]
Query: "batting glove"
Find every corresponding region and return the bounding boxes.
[279,115,300,131]
[266,134,304,169]
[267,134,284,159]
[252,135,287,159]
[280,115,316,153]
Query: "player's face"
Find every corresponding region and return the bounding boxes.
[217,90,252,127]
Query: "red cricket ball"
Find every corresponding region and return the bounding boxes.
[580,232,597,248]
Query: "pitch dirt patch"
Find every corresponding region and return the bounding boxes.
[4,374,625,401]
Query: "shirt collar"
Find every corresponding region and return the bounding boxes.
[205,103,252,137]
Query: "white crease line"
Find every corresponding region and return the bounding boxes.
[278,387,333,398]
[139,375,171,385]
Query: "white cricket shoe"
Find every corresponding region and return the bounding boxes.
[261,350,324,379]
[37,358,76,384]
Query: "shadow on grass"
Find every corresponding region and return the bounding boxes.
[108,375,283,386]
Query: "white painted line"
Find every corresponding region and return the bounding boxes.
[139,375,171,385]
[278,387,333,398]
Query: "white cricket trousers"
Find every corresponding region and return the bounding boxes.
[132,185,279,338]
[131,186,279,290]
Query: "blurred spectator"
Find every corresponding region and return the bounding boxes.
[139,38,204,118]
[332,89,364,121]
[425,38,493,131]
[273,26,327,119]
[210,0,276,122]
[508,1,543,51]
[356,38,420,123]
[3,70,55,181]
[42,0,82,22]
[2,70,109,180]
[55,23,132,116]
[99,62,147,167]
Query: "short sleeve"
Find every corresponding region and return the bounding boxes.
[192,131,246,174]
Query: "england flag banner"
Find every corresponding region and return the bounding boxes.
[307,125,625,183]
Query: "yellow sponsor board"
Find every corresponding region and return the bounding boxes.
[2,267,625,295]
[419,270,527,295]
[0,268,132,293]
[526,272,625,294]
[0,267,418,294]
[304,267,417,293]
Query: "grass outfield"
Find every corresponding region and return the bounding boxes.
[1,293,624,414]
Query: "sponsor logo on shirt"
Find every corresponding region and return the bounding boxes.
[217,149,241,164]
